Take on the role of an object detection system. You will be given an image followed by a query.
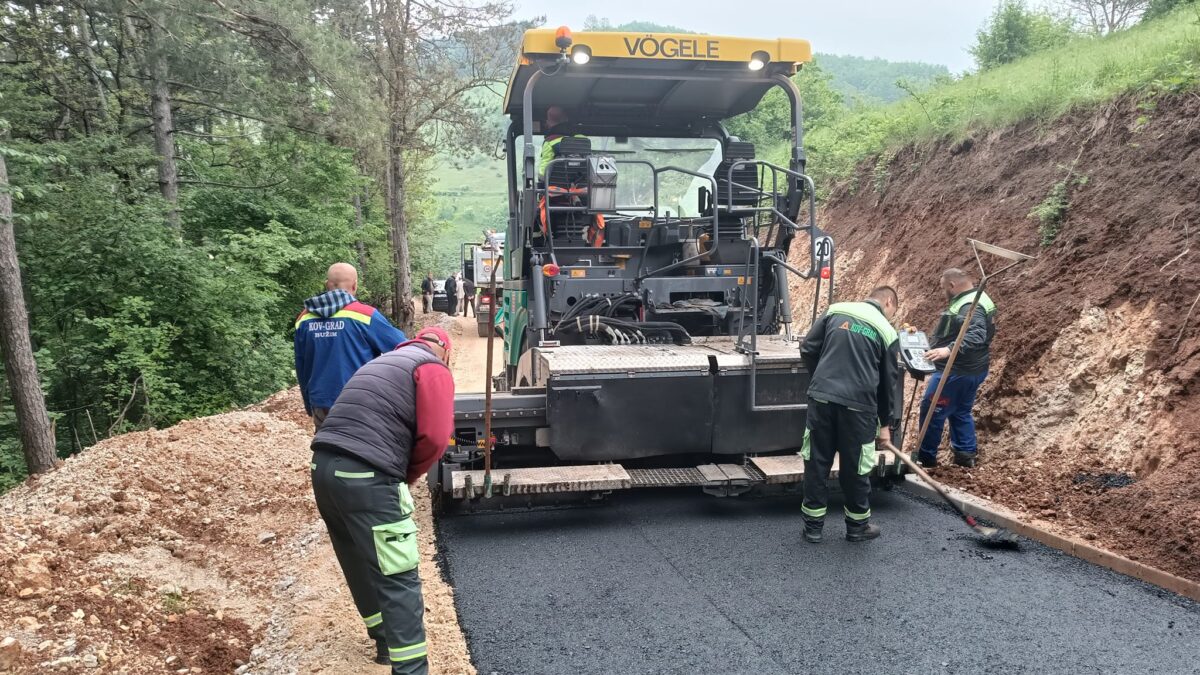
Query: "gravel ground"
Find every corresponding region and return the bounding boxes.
[0,390,476,675]
[439,487,1200,675]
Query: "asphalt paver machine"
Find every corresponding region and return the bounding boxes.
[435,28,908,507]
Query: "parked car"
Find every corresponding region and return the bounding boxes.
[431,279,450,313]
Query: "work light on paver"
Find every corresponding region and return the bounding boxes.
[571,45,591,65]
[749,50,770,71]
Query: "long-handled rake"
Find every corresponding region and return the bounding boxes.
[884,440,1019,548]
[900,239,1035,548]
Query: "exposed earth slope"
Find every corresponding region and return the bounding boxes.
[793,93,1200,581]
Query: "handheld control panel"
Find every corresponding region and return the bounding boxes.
[899,329,938,377]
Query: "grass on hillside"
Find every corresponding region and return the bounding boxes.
[806,4,1200,188]
[429,157,508,274]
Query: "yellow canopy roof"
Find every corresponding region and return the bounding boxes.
[518,29,812,66]
[503,29,813,134]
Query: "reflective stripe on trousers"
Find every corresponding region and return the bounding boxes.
[311,449,428,675]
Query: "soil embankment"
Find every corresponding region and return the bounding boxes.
[0,308,492,674]
[793,94,1200,581]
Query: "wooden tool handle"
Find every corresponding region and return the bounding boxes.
[882,440,964,518]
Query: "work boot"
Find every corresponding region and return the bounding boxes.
[953,451,977,468]
[803,518,824,544]
[845,521,881,542]
[911,451,937,469]
[374,639,388,665]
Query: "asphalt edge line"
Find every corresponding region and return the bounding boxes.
[900,475,1200,603]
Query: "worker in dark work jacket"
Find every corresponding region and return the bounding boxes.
[310,326,455,674]
[915,268,996,468]
[799,287,900,543]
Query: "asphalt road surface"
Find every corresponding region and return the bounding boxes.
[438,487,1200,675]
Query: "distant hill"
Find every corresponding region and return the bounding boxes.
[816,53,949,103]
[582,17,695,33]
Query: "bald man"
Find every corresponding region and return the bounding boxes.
[294,263,407,429]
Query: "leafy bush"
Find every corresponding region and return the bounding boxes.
[1030,180,1071,246]
[1,127,389,485]
[1030,171,1088,246]
[971,0,1077,71]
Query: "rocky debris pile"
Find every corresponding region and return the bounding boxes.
[1,387,476,674]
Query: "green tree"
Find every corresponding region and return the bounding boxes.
[0,0,402,489]
[1142,0,1195,20]
[0,129,58,476]
[971,0,1077,70]
[724,64,846,148]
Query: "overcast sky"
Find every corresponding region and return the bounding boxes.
[510,0,999,73]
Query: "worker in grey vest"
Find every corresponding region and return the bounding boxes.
[310,326,455,673]
[799,287,901,543]
[915,268,997,468]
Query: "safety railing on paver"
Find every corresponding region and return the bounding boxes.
[725,160,835,413]
[536,158,719,277]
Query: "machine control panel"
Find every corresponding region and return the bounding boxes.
[898,329,938,376]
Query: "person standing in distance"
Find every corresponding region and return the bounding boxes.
[799,286,901,543]
[455,272,466,316]
[444,271,458,317]
[310,326,455,673]
[420,272,434,314]
[294,263,406,429]
[462,275,476,318]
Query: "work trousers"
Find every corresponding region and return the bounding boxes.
[801,399,876,525]
[421,293,432,313]
[311,449,428,675]
[464,295,475,317]
[917,370,988,460]
[446,296,457,316]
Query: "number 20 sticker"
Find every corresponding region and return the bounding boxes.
[814,236,832,262]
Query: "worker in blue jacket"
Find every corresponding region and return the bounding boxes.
[294,263,406,429]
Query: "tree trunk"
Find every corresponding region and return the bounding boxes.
[388,123,414,331]
[0,151,58,475]
[353,191,368,286]
[76,6,108,124]
[146,14,180,229]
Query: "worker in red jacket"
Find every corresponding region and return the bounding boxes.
[309,326,455,674]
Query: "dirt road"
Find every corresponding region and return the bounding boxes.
[437,311,505,395]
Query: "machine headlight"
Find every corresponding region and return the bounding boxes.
[571,45,591,65]
[749,50,769,71]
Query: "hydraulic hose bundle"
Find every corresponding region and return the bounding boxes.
[550,294,691,345]
[556,314,691,345]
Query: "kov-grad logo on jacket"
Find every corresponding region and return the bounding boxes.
[293,289,406,415]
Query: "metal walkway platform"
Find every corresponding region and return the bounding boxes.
[449,451,903,499]
[535,335,806,381]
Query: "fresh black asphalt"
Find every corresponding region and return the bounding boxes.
[437,487,1200,675]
